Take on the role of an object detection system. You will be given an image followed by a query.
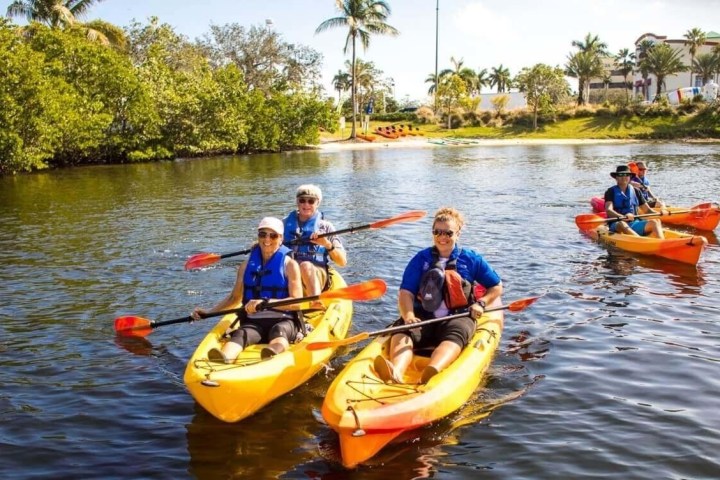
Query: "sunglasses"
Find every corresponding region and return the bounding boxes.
[432,229,455,238]
[638,168,647,171]
[297,197,316,205]
[616,173,631,177]
[258,231,280,240]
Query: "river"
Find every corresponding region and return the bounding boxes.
[1,142,719,479]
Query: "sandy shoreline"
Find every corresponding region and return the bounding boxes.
[315,137,637,151]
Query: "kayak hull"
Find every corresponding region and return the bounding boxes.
[587,226,707,265]
[183,271,352,423]
[590,197,720,231]
[322,300,504,468]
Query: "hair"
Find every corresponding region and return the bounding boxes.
[295,184,322,203]
[433,207,465,230]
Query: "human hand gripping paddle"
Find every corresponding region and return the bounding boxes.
[574,204,716,231]
[305,296,541,351]
[183,210,427,270]
[114,279,387,337]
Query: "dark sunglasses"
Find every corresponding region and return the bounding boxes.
[432,229,455,238]
[258,231,280,240]
[638,168,647,171]
[297,197,316,205]
[616,173,631,177]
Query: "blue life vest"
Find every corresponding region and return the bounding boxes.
[283,211,328,266]
[633,175,651,201]
[242,245,291,303]
[611,185,640,215]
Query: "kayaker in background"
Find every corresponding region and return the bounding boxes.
[629,161,666,209]
[374,207,503,384]
[283,184,347,303]
[191,217,303,363]
[605,165,667,238]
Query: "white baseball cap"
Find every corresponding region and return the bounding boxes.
[257,217,284,235]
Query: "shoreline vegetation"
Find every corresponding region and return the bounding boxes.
[3,12,720,175]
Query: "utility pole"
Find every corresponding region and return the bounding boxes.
[434,0,439,114]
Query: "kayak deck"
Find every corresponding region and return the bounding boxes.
[322,301,504,468]
[183,271,353,423]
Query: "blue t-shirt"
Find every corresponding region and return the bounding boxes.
[400,246,501,295]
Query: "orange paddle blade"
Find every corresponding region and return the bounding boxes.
[507,296,542,312]
[114,316,153,337]
[319,279,387,302]
[369,210,427,229]
[575,214,609,231]
[184,252,221,270]
[628,162,639,175]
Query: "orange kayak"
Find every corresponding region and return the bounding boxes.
[590,198,719,231]
[586,226,708,265]
[321,301,504,468]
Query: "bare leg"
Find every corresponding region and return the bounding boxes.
[389,333,414,377]
[221,341,243,361]
[299,261,322,297]
[644,218,664,239]
[425,340,462,372]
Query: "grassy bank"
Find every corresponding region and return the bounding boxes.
[320,110,720,143]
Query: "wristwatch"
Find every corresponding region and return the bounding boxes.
[478,300,486,309]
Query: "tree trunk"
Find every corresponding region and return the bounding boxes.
[350,35,357,139]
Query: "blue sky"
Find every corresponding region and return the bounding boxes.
[5,0,720,102]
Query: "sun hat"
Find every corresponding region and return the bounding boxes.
[257,217,284,235]
[610,165,633,178]
[295,184,322,203]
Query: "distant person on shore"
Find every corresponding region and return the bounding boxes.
[605,165,667,238]
[283,185,347,301]
[629,161,666,209]
[374,207,503,384]
[191,217,303,363]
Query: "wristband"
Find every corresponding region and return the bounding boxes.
[478,300,486,309]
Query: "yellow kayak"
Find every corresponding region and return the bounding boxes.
[588,226,708,265]
[321,300,504,468]
[183,270,353,423]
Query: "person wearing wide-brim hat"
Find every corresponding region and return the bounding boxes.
[604,165,668,237]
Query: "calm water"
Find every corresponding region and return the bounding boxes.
[1,142,719,479]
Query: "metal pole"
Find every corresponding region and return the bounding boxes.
[434,0,439,113]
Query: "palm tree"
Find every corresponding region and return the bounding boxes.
[332,69,351,108]
[683,28,707,87]
[6,0,124,49]
[425,72,438,95]
[692,53,719,85]
[572,33,609,56]
[476,68,490,94]
[316,0,398,139]
[439,56,477,95]
[565,50,604,105]
[614,48,636,102]
[641,43,687,98]
[489,64,511,92]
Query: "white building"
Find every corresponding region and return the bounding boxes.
[632,31,720,101]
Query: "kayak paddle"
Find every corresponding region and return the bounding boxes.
[184,210,427,270]
[306,296,541,351]
[574,206,714,231]
[114,278,387,338]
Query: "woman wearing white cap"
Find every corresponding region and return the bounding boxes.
[191,217,303,362]
[284,184,347,300]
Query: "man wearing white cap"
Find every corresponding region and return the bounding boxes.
[284,184,347,300]
[191,217,303,362]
